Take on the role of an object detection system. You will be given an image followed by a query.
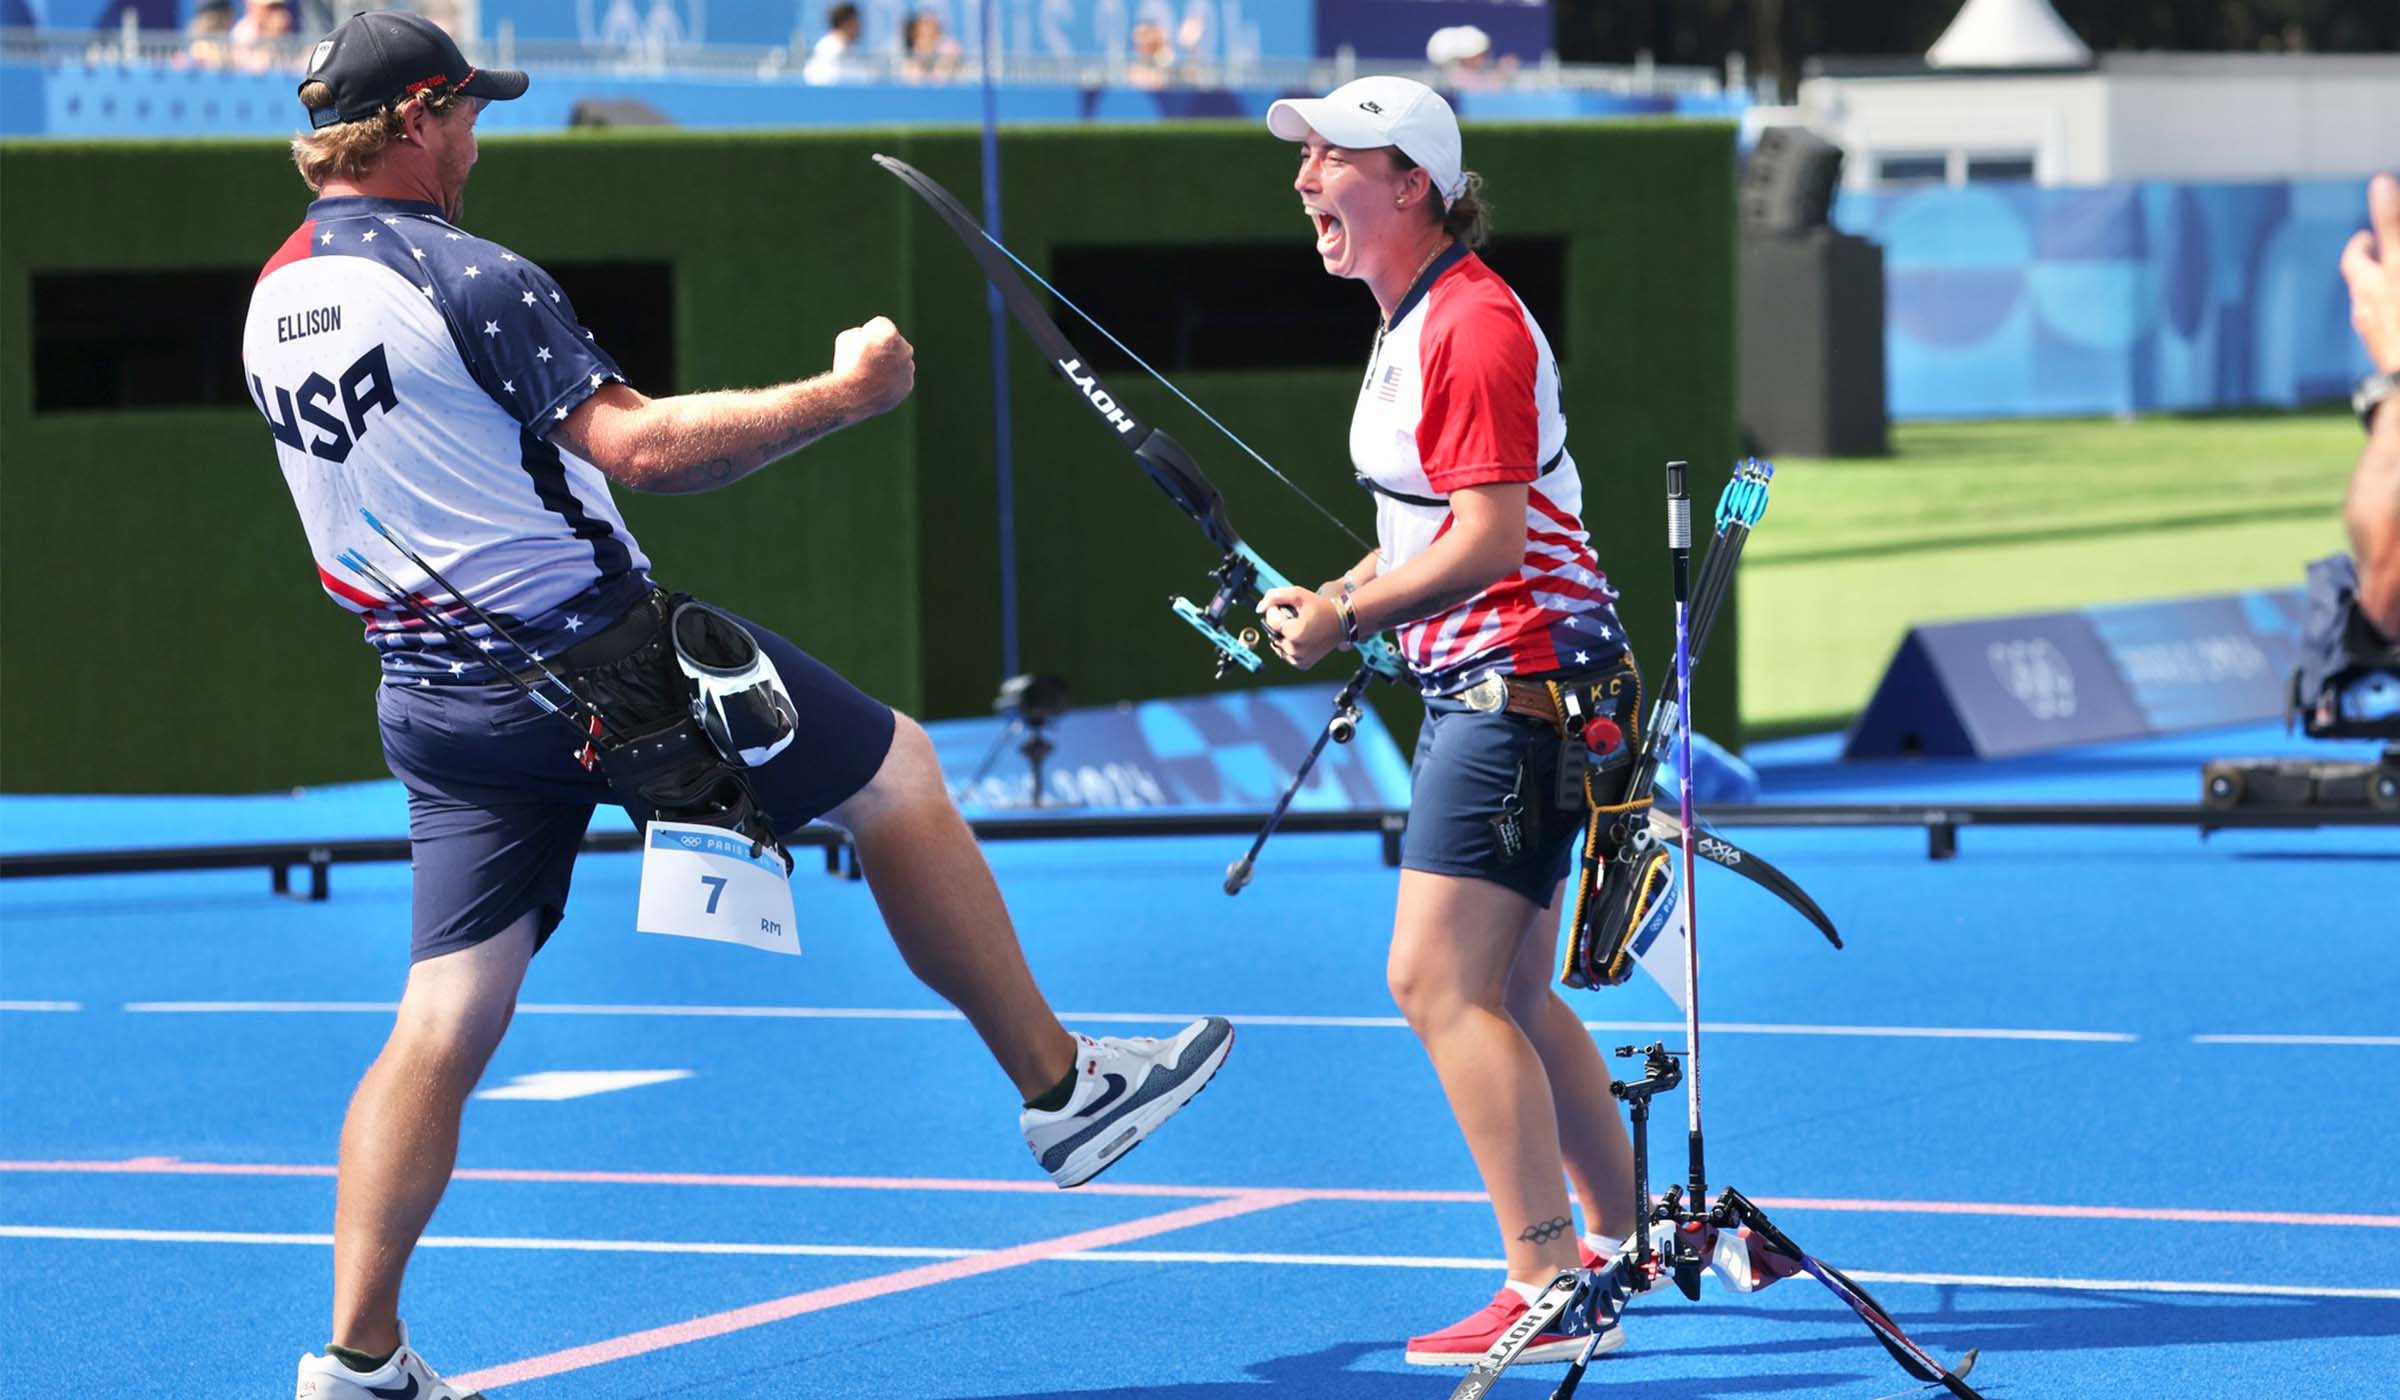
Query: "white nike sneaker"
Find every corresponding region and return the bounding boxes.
[295,1321,482,1400]
[1023,1016,1234,1188]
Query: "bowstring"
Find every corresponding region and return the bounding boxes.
[975,229,1374,556]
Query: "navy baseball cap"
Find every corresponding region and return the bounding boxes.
[300,10,529,129]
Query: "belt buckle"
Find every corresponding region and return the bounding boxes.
[1460,674,1508,713]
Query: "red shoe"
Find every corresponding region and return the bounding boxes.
[1402,1286,1625,1367]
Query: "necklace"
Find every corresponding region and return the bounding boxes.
[1365,237,1455,392]
[1380,238,1453,331]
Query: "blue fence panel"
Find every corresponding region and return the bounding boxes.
[1837,179,2375,420]
[483,0,1320,62]
[4,55,1741,136]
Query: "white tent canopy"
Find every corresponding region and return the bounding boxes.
[1927,0,2093,69]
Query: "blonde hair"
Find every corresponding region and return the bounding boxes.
[289,80,460,192]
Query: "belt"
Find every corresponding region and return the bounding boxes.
[1456,672,1576,722]
[505,590,665,687]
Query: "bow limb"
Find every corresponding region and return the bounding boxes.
[874,153,1404,683]
[1646,808,1843,950]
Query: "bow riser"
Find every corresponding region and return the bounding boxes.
[873,152,1406,686]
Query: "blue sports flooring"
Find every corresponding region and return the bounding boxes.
[2,722,2394,1398]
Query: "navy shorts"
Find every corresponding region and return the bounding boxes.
[378,599,895,963]
[1400,659,1640,908]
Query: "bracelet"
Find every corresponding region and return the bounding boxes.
[1334,591,1361,650]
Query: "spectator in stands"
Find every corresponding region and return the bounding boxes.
[802,2,864,84]
[2342,172,2400,639]
[180,0,233,70]
[1127,19,1174,90]
[1427,24,1512,91]
[228,0,296,75]
[900,10,961,84]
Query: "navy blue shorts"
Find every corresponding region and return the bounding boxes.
[1400,660,1640,908]
[378,600,895,963]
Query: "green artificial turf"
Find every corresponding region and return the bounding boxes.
[1738,412,2362,733]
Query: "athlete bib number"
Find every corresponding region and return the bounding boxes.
[634,820,801,956]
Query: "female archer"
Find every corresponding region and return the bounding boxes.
[1257,75,1644,1368]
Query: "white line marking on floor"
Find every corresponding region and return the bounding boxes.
[474,1070,693,1102]
[17,1158,2392,1226]
[0,1001,81,1012]
[116,1002,2138,1042]
[7,1226,2393,1301]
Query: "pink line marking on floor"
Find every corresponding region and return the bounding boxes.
[448,1189,1307,1391]
[4,1158,2393,1228]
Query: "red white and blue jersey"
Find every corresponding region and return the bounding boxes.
[1351,245,1624,696]
[242,194,651,685]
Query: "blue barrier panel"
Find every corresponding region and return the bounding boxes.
[3,58,1723,137]
[484,0,1320,61]
[926,683,1412,812]
[1835,179,2375,420]
[1,0,173,27]
[1315,0,1552,60]
[1844,586,2307,759]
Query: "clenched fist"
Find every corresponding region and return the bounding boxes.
[832,315,916,416]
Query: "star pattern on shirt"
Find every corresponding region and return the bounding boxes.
[318,230,334,245]
[477,637,498,652]
[562,614,584,632]
[380,216,401,226]
[483,320,500,337]
[411,246,426,260]
[444,232,462,241]
[501,379,516,393]
[500,252,517,261]
[1574,650,1590,664]
[420,285,435,300]
[535,346,553,362]
[548,291,560,303]
[449,660,467,677]
[463,265,481,278]
[589,372,603,388]
[360,229,378,242]
[553,406,569,420]
[520,291,537,307]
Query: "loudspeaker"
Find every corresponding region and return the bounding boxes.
[568,98,675,128]
[1738,229,1888,457]
[1740,126,1844,238]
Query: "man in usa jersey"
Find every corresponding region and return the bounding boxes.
[251,13,1232,1398]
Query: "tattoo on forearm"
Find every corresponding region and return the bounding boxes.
[752,420,833,467]
[1518,1217,1571,1245]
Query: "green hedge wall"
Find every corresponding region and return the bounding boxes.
[0,121,1734,793]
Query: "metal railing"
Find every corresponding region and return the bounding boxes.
[3,802,2386,903]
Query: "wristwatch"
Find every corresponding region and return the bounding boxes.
[2358,368,2400,431]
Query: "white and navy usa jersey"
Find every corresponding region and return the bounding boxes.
[1351,245,1624,696]
[242,194,652,684]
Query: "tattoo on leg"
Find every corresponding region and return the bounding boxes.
[1518,1216,1571,1245]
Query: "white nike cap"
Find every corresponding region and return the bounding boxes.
[1267,75,1466,206]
